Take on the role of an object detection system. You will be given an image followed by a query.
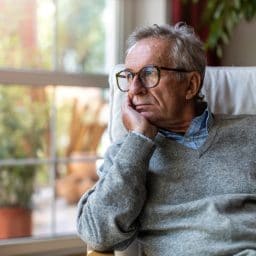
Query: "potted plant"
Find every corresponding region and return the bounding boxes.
[0,86,49,239]
[184,0,256,58]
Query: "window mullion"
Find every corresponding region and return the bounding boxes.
[0,69,108,88]
[49,88,57,234]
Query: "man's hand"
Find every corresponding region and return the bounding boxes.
[122,95,158,139]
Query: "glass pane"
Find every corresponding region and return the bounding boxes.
[0,85,51,239]
[57,0,114,73]
[0,85,50,160]
[33,164,52,236]
[55,161,98,234]
[55,86,109,206]
[0,0,116,73]
[56,86,109,158]
[0,0,55,70]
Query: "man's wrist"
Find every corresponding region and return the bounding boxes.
[131,130,155,142]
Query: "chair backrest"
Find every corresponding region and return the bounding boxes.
[108,65,256,142]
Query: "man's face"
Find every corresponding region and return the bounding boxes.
[125,37,193,130]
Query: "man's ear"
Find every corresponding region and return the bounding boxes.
[185,72,201,100]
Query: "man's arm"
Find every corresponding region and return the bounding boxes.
[77,132,155,251]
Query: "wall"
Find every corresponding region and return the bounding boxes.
[116,0,169,63]
[134,0,169,27]
[222,19,256,66]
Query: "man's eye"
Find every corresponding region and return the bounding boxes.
[141,68,154,77]
[126,73,133,81]
[143,70,153,76]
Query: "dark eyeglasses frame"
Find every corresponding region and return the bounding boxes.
[115,64,193,92]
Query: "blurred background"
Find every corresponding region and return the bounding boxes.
[0,0,255,255]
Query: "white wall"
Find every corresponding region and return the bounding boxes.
[222,19,256,66]
[134,0,169,27]
[116,0,169,63]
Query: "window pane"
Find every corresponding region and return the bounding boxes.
[0,85,50,160]
[0,85,50,239]
[55,86,108,206]
[33,165,52,236]
[56,86,108,157]
[55,161,98,234]
[57,0,111,73]
[0,0,116,73]
[0,0,54,70]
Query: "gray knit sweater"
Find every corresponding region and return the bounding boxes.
[77,115,256,256]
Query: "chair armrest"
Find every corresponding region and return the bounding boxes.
[87,250,114,256]
[87,245,114,256]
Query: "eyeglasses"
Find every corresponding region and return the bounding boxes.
[115,65,192,92]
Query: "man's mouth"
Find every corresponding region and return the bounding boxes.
[134,104,151,112]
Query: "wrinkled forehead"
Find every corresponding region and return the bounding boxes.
[125,38,172,69]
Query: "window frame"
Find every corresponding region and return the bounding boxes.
[0,235,86,256]
[0,69,108,88]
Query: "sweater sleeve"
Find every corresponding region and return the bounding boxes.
[76,132,155,251]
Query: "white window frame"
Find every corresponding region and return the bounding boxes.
[0,235,86,256]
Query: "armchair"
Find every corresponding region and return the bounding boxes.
[86,65,256,256]
[87,249,114,256]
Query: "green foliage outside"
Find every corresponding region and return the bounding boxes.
[184,0,256,57]
[0,86,49,208]
[58,0,106,72]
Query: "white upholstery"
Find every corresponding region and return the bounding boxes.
[108,65,256,143]
[202,67,256,115]
[108,64,127,142]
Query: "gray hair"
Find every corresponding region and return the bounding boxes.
[126,22,207,88]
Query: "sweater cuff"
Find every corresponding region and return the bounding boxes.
[117,132,155,164]
[131,131,155,143]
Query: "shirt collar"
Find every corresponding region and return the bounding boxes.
[186,106,213,137]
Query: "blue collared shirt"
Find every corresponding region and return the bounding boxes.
[159,107,214,149]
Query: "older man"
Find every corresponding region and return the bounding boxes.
[77,23,256,256]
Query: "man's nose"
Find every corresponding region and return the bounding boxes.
[129,75,146,95]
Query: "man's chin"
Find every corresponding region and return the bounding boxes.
[140,112,158,124]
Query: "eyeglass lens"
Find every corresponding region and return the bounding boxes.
[117,66,159,91]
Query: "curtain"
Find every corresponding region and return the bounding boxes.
[170,0,220,66]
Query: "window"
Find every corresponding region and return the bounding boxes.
[0,0,115,254]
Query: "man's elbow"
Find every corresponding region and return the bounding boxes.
[77,216,135,252]
[77,216,117,251]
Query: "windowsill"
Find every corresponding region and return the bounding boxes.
[0,234,86,256]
